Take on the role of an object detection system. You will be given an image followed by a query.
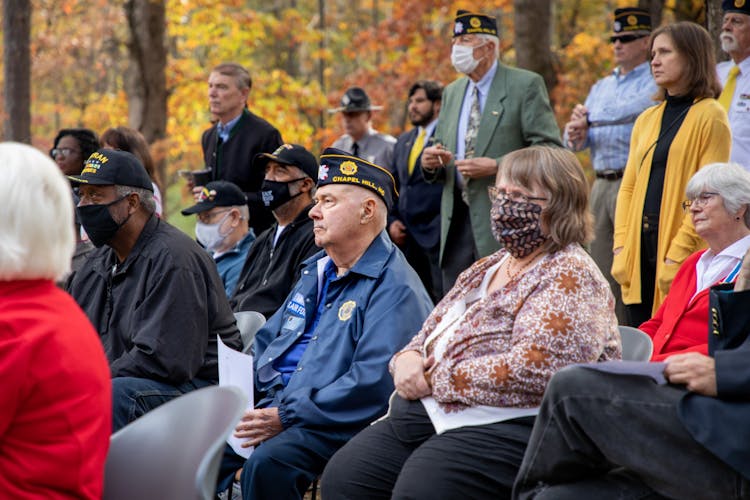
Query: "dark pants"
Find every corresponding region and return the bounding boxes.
[111,376,213,432]
[626,220,658,327]
[403,234,442,304]
[440,191,478,296]
[513,366,750,500]
[321,396,535,500]
[217,426,349,500]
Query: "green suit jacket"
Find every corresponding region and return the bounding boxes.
[425,62,562,261]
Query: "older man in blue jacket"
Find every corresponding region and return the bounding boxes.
[217,148,433,500]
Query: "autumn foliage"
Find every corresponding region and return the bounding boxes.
[2,0,704,221]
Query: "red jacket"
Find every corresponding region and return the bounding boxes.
[0,280,112,499]
[640,251,712,361]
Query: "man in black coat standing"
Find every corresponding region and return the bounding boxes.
[388,80,443,302]
[200,62,283,234]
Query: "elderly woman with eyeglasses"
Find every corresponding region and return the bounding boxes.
[637,163,750,361]
[321,146,620,500]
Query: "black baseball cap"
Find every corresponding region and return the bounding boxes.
[67,149,153,191]
[181,181,247,215]
[254,144,319,180]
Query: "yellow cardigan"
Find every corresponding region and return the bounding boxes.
[612,98,731,314]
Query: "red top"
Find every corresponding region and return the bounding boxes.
[640,251,713,361]
[0,280,111,499]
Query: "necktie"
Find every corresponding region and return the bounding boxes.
[408,128,426,176]
[352,142,360,157]
[719,65,740,112]
[464,86,481,159]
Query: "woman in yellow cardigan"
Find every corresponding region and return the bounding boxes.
[612,21,731,326]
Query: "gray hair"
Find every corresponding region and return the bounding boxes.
[115,185,156,214]
[235,204,249,220]
[477,33,500,59]
[0,142,75,281]
[686,162,750,228]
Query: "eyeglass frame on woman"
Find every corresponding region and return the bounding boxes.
[681,191,719,212]
[49,147,81,159]
[488,186,548,204]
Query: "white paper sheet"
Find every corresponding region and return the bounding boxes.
[217,335,255,459]
[579,360,668,384]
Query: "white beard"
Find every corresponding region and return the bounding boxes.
[721,33,739,54]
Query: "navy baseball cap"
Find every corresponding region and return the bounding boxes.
[181,181,247,215]
[67,149,153,191]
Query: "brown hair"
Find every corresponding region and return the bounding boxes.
[650,22,722,100]
[498,146,593,253]
[100,126,159,188]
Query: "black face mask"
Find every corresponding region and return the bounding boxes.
[260,178,305,210]
[77,196,131,247]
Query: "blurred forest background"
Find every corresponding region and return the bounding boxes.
[1,0,725,229]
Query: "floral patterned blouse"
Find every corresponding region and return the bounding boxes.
[392,243,621,412]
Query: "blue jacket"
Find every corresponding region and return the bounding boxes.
[254,230,433,433]
[215,230,255,297]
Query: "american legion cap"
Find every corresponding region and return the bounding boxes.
[317,147,398,211]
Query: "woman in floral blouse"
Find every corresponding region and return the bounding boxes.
[322,145,621,499]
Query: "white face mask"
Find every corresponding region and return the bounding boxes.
[195,212,231,252]
[451,43,485,74]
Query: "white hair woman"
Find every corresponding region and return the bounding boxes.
[640,162,750,361]
[0,142,112,499]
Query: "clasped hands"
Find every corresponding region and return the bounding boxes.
[393,351,435,400]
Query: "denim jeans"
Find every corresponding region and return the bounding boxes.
[111,376,214,432]
[513,366,750,500]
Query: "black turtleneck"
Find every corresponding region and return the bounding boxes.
[643,93,694,218]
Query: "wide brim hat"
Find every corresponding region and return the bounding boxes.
[327,87,383,113]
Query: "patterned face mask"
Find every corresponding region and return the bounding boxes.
[490,197,547,258]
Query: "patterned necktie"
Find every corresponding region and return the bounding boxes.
[464,86,481,159]
[719,65,740,112]
[408,128,426,176]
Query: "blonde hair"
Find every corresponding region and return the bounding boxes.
[498,145,593,252]
[0,142,75,281]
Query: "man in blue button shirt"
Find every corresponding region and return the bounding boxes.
[217,148,433,500]
[564,7,657,322]
[181,180,255,297]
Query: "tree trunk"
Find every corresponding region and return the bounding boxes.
[638,0,665,29]
[706,0,728,63]
[124,0,167,198]
[514,0,558,96]
[3,0,31,143]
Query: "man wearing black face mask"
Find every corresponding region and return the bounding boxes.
[66,149,241,432]
[229,144,320,319]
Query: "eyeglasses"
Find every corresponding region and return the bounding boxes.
[681,192,719,212]
[488,186,548,204]
[197,208,231,224]
[609,34,648,44]
[49,147,81,158]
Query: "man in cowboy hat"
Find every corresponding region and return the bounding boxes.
[330,86,396,169]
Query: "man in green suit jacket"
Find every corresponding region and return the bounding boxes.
[422,9,562,294]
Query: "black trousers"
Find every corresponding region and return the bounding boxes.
[440,190,478,296]
[321,396,535,500]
